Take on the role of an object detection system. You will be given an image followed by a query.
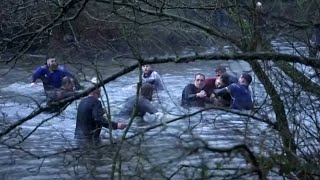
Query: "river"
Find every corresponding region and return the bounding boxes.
[0,40,314,179]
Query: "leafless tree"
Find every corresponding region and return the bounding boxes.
[1,0,320,179]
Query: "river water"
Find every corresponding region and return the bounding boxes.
[0,40,315,179]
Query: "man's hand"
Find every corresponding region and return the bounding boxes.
[117,123,127,129]
[196,90,207,98]
[154,112,164,121]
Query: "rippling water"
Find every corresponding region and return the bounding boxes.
[0,40,313,179]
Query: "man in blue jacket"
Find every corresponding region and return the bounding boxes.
[31,58,81,92]
[213,73,253,110]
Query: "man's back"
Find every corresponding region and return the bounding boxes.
[119,95,157,118]
[75,96,103,139]
[228,83,253,110]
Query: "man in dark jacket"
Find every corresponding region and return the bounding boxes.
[75,87,126,140]
[118,83,158,119]
[181,73,208,107]
[214,66,238,84]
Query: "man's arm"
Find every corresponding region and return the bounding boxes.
[213,87,229,97]
[68,74,82,90]
[140,98,158,114]
[32,66,46,82]
[58,65,82,90]
[92,100,118,129]
[183,84,198,100]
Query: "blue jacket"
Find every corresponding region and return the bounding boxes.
[228,83,253,110]
[32,65,73,91]
[214,83,253,110]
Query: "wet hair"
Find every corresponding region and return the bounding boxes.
[194,73,205,80]
[140,83,154,101]
[241,73,253,84]
[215,66,226,73]
[61,76,73,86]
[143,64,153,68]
[46,58,56,64]
[61,76,75,91]
[219,74,229,86]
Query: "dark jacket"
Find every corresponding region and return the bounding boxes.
[228,75,238,84]
[181,83,208,107]
[118,95,158,118]
[75,96,118,139]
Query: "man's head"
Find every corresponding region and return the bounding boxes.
[239,73,252,85]
[89,87,101,98]
[215,66,227,77]
[47,58,58,71]
[142,64,153,74]
[215,74,229,88]
[194,73,205,89]
[89,77,102,98]
[140,83,154,101]
[61,76,75,91]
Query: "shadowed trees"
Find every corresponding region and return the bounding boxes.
[1,0,320,179]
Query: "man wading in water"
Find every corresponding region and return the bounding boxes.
[75,86,127,140]
[31,58,81,92]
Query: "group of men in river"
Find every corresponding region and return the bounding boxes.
[31,58,253,140]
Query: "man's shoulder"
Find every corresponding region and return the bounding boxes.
[81,96,99,103]
[57,65,69,71]
[139,97,151,104]
[36,65,48,71]
[227,83,239,90]
[228,75,238,84]
[184,83,195,88]
[151,71,160,75]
